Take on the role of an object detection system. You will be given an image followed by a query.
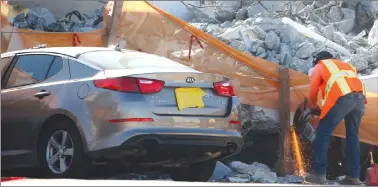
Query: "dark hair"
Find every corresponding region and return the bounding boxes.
[313,51,334,67]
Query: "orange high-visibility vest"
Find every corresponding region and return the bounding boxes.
[318,59,366,119]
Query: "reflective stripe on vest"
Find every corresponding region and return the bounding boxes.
[320,59,357,106]
[347,63,367,96]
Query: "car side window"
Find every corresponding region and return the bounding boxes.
[1,57,13,77]
[46,57,63,79]
[5,55,55,88]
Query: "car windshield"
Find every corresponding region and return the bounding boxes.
[78,50,194,71]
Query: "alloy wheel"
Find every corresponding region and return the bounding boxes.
[45,130,74,174]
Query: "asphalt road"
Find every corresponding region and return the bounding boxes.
[1,179,323,186]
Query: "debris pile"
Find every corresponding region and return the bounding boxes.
[8,6,104,32]
[188,0,378,76]
[240,104,279,135]
[210,161,305,183]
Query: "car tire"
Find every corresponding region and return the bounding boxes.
[169,160,217,182]
[38,118,89,178]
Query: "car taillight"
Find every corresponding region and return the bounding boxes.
[213,81,236,96]
[94,77,165,94]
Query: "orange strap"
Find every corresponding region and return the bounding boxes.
[72,33,81,46]
[188,35,204,59]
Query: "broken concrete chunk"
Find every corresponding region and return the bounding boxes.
[296,41,316,59]
[254,17,281,32]
[356,47,373,62]
[230,40,245,51]
[369,47,378,64]
[191,22,209,30]
[209,161,232,181]
[277,174,305,184]
[248,39,264,53]
[251,170,277,183]
[220,21,233,29]
[345,54,369,71]
[333,8,355,34]
[95,22,104,29]
[218,26,242,42]
[188,6,218,23]
[313,40,326,52]
[34,7,56,28]
[25,10,41,30]
[267,56,279,64]
[279,25,305,44]
[206,24,224,35]
[247,3,269,18]
[264,31,280,50]
[243,17,255,26]
[13,12,25,23]
[320,24,336,39]
[215,7,236,22]
[368,19,378,46]
[45,22,67,32]
[333,32,349,47]
[280,44,292,65]
[289,57,312,73]
[233,20,245,28]
[229,161,254,174]
[371,68,378,74]
[307,24,321,35]
[235,7,248,21]
[250,25,267,40]
[328,6,343,23]
[360,68,372,75]
[227,176,250,183]
[250,162,270,172]
[13,21,29,29]
[255,47,266,58]
[354,0,377,33]
[80,27,96,32]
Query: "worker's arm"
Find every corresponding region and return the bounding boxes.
[308,64,322,109]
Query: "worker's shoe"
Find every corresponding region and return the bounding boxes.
[304,173,327,184]
[339,176,362,185]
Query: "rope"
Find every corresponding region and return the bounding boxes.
[72,33,81,46]
[188,34,204,59]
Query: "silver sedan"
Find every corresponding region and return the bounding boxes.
[1,47,243,181]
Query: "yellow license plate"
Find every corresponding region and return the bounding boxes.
[175,88,205,111]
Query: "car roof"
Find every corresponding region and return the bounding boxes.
[1,47,116,58]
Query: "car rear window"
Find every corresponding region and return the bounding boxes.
[78,50,194,71]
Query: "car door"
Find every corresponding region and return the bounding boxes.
[1,53,68,167]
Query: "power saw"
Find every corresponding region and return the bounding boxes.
[293,97,320,143]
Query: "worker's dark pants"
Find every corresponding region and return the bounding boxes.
[313,92,366,178]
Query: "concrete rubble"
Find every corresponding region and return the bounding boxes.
[8,5,104,32]
[209,161,306,184]
[7,1,378,74]
[188,0,378,76]
[240,104,279,135]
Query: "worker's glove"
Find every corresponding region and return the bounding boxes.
[311,107,321,116]
[303,107,321,119]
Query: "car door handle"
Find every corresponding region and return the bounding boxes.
[34,91,51,99]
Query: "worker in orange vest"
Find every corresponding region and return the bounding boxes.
[304,51,367,185]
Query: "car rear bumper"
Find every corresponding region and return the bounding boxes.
[87,127,243,165]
